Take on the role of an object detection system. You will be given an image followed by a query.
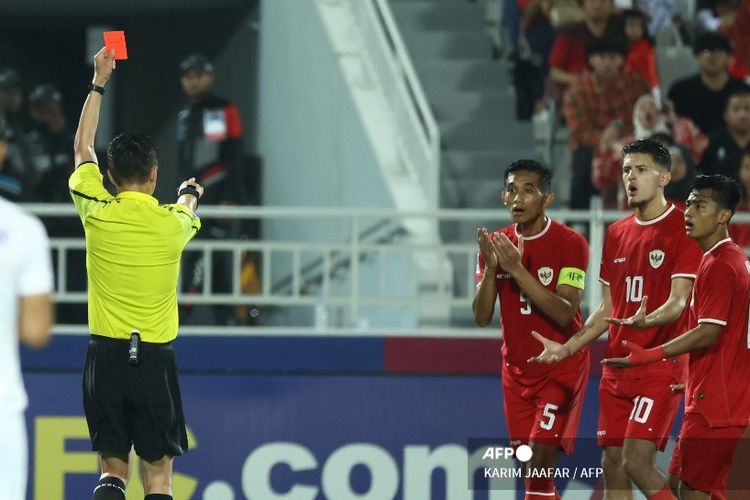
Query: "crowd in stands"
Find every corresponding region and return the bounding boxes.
[507,0,750,217]
[0,71,73,203]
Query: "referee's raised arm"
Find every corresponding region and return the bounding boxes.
[73,47,115,168]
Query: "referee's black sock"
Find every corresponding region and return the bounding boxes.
[144,495,172,500]
[93,476,126,499]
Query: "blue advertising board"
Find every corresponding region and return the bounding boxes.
[23,335,677,499]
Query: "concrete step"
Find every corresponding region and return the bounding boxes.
[389,1,485,30]
[443,149,543,179]
[401,31,493,60]
[414,59,509,91]
[440,118,534,150]
[430,89,515,122]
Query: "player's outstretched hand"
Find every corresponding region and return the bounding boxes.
[601,340,665,368]
[93,47,116,86]
[527,331,571,364]
[604,296,649,328]
[670,383,685,393]
[477,228,499,271]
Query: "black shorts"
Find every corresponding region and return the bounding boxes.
[82,335,188,462]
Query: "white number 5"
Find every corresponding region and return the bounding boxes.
[540,403,559,430]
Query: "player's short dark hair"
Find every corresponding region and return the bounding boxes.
[107,132,159,185]
[689,174,742,214]
[504,159,552,193]
[622,139,672,171]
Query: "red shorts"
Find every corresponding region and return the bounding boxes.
[597,372,681,450]
[668,436,680,477]
[502,355,590,454]
[671,413,746,495]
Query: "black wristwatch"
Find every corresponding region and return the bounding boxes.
[88,83,106,95]
[178,185,201,200]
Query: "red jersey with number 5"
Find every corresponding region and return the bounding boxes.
[684,238,750,427]
[476,218,589,377]
[599,204,702,379]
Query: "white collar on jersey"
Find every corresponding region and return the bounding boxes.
[634,204,675,226]
[514,217,552,241]
[704,237,732,255]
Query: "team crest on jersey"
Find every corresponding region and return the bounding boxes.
[649,249,665,269]
[538,267,554,286]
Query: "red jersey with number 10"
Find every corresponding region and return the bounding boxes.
[476,218,589,377]
[684,238,750,427]
[600,204,702,379]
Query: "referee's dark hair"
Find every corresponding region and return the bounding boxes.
[107,132,159,185]
[689,174,742,215]
[504,159,552,193]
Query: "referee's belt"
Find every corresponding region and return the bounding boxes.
[90,334,173,349]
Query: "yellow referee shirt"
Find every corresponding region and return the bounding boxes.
[69,162,201,342]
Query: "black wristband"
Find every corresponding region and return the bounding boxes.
[178,185,201,200]
[88,83,106,95]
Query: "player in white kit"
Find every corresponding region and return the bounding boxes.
[0,195,54,499]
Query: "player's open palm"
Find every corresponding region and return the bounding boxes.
[605,296,649,328]
[477,227,499,271]
[492,233,523,273]
[527,331,570,364]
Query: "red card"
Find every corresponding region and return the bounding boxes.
[103,31,128,60]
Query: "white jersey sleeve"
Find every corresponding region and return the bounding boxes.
[16,215,53,296]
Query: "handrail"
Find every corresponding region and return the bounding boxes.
[350,0,441,208]
[372,0,439,148]
[26,203,750,337]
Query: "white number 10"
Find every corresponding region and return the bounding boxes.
[625,276,644,303]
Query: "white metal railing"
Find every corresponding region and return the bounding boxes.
[28,203,750,337]
[350,0,441,207]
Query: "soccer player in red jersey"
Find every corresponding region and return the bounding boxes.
[529,139,703,499]
[602,174,750,499]
[474,160,590,500]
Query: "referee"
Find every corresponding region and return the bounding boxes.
[71,48,203,500]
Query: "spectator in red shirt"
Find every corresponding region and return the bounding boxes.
[623,8,660,102]
[547,0,620,108]
[563,36,650,208]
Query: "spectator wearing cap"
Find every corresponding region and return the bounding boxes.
[176,53,246,326]
[23,83,73,202]
[667,32,747,137]
[563,35,650,208]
